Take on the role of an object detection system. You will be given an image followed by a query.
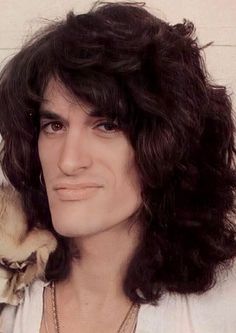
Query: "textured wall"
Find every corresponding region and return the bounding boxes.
[0,0,235,181]
[0,0,235,98]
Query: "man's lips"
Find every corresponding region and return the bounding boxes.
[54,183,103,190]
[54,184,103,201]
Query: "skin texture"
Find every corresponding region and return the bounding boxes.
[38,78,143,331]
[38,78,142,239]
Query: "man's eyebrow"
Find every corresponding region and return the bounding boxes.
[39,109,66,122]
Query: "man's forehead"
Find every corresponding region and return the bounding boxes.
[41,78,96,117]
[43,78,88,108]
[41,76,119,120]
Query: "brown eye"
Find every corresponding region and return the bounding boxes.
[96,121,119,133]
[50,122,63,131]
[40,121,64,134]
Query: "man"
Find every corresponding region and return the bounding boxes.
[0,2,236,332]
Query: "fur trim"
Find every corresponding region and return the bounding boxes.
[0,184,57,306]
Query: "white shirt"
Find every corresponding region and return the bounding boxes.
[1,262,236,333]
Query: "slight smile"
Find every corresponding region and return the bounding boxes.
[55,186,102,201]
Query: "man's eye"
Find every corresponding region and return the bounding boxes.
[40,121,64,133]
[95,121,119,133]
[39,120,120,135]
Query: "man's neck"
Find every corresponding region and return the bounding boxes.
[58,220,142,310]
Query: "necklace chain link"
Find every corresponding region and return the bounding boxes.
[49,280,140,333]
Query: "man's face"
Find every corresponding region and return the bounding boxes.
[38,78,142,238]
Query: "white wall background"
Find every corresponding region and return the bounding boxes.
[0,0,235,93]
[0,0,235,181]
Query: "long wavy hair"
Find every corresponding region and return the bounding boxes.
[0,1,236,305]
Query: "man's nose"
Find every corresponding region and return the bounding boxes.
[57,130,93,175]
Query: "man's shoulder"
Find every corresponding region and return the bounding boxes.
[25,278,49,298]
[0,278,48,333]
[137,259,236,332]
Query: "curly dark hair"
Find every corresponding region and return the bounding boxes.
[0,1,236,305]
